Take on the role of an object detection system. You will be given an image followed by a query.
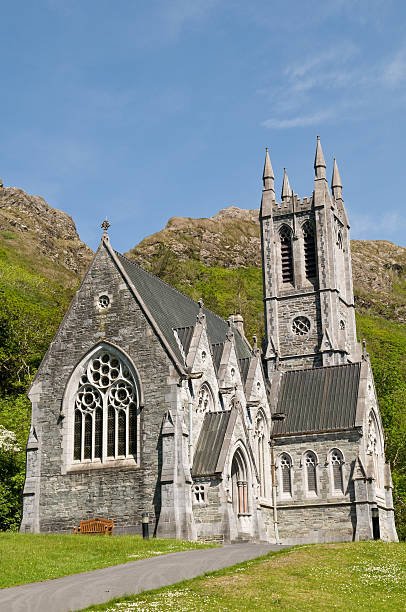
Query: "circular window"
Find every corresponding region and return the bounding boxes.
[98,295,110,309]
[339,320,345,330]
[292,316,311,336]
[201,351,207,362]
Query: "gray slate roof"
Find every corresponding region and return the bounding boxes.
[117,253,252,366]
[192,411,232,476]
[272,363,361,436]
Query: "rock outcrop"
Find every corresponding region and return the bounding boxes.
[128,206,406,323]
[0,184,93,276]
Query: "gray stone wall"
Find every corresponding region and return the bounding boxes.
[192,477,225,543]
[276,293,323,369]
[23,246,180,534]
[274,431,360,543]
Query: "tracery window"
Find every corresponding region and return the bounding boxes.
[303,221,317,280]
[280,453,292,495]
[231,448,249,515]
[292,316,311,336]
[255,413,266,498]
[73,348,139,463]
[197,383,213,413]
[304,451,317,494]
[367,413,382,489]
[280,225,294,284]
[192,483,206,504]
[331,449,344,493]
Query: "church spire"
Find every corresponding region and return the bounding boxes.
[331,158,343,200]
[314,136,326,180]
[262,148,275,197]
[281,168,292,201]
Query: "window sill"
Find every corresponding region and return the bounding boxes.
[237,513,252,517]
[67,458,138,472]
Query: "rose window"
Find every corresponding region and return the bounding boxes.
[292,316,311,336]
[73,349,138,463]
[98,295,110,309]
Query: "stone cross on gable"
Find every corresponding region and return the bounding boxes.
[101,219,111,235]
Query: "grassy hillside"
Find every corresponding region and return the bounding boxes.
[1,197,405,538]
[0,230,80,529]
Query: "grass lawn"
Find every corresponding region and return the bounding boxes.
[0,533,215,588]
[81,541,406,612]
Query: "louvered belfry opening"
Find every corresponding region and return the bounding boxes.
[280,225,294,284]
[303,222,317,280]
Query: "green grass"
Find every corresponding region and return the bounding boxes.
[0,533,215,588]
[80,542,406,612]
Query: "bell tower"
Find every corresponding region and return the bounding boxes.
[260,138,361,375]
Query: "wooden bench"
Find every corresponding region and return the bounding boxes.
[73,518,114,535]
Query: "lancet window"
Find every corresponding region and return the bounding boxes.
[330,449,344,493]
[255,413,267,498]
[280,453,292,495]
[302,221,317,280]
[367,413,382,489]
[280,225,294,284]
[304,451,317,494]
[73,348,139,463]
[197,383,213,413]
[231,448,249,515]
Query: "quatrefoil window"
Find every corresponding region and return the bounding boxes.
[98,295,110,309]
[292,316,311,336]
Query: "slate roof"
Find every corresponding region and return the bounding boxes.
[117,253,252,366]
[192,411,232,476]
[238,357,251,386]
[174,326,194,357]
[272,362,361,436]
[211,342,225,373]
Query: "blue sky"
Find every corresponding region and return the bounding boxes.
[1,0,405,251]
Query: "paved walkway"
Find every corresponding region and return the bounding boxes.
[0,543,282,612]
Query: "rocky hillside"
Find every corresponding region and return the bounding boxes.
[0,181,93,280]
[0,192,405,535]
[128,206,406,325]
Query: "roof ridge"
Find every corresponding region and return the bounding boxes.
[116,250,232,329]
[282,362,360,375]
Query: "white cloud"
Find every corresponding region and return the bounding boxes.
[382,49,406,87]
[261,41,406,130]
[350,210,406,240]
[262,111,335,129]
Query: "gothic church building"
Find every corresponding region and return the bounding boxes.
[21,138,398,544]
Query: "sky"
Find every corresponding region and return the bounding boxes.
[1,0,406,251]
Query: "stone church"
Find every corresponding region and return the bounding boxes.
[21,138,398,544]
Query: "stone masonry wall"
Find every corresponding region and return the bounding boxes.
[192,477,225,543]
[26,246,179,534]
[275,430,361,544]
[277,293,323,369]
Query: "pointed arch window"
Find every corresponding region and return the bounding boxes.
[197,383,213,413]
[231,448,249,515]
[304,451,317,494]
[330,449,344,493]
[255,413,267,498]
[280,225,294,284]
[280,453,292,496]
[71,347,140,464]
[303,221,317,280]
